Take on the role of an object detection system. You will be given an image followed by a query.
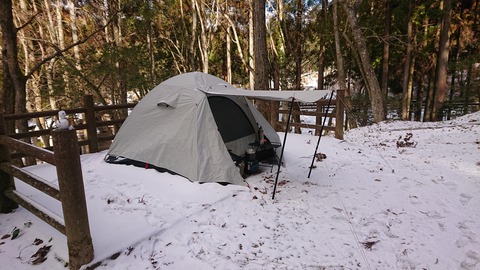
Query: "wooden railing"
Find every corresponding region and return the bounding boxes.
[0,118,93,269]
[252,90,345,139]
[4,95,136,160]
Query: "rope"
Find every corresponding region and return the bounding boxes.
[321,161,373,270]
[337,96,395,173]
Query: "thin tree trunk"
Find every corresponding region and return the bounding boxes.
[334,2,357,129]
[249,0,254,89]
[195,0,209,73]
[226,24,232,83]
[402,3,413,120]
[292,0,304,134]
[333,0,349,132]
[55,0,70,100]
[381,0,391,98]
[433,0,453,121]
[224,13,250,73]
[448,10,462,120]
[424,66,436,121]
[414,74,424,121]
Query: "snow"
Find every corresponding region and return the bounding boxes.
[1,112,479,270]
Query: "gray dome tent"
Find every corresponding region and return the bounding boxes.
[106,72,331,185]
[106,72,281,185]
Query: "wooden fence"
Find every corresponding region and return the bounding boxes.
[3,95,136,159]
[0,95,135,269]
[0,122,93,269]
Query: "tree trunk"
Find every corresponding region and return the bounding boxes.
[249,0,255,89]
[333,1,347,96]
[333,0,346,134]
[224,13,249,74]
[55,0,71,100]
[340,0,386,123]
[226,24,232,84]
[432,0,453,121]
[424,66,436,121]
[334,0,357,129]
[380,0,391,98]
[291,0,304,134]
[190,0,197,71]
[0,0,27,118]
[448,9,462,120]
[253,0,273,126]
[401,3,413,120]
[414,74,425,121]
[253,0,269,90]
[195,0,209,73]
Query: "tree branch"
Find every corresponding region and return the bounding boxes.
[52,45,108,105]
[25,11,118,79]
[15,12,40,33]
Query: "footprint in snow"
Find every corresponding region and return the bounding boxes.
[459,193,472,205]
[460,250,480,270]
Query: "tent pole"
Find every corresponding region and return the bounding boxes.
[272,98,295,200]
[308,91,335,178]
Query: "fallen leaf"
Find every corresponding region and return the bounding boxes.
[360,240,379,250]
[33,238,43,246]
[30,245,52,265]
[278,180,287,186]
[11,228,20,240]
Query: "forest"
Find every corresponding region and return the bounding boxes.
[1,0,479,133]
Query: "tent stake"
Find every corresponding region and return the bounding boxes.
[272,98,295,200]
[308,91,335,178]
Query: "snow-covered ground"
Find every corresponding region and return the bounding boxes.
[1,112,479,270]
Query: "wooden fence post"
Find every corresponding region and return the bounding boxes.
[83,95,99,153]
[52,129,94,269]
[0,114,18,213]
[335,89,345,140]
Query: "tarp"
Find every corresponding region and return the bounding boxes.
[190,72,332,102]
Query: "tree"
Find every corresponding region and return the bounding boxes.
[253,0,269,90]
[1,0,27,132]
[432,0,453,120]
[339,0,386,123]
[380,0,391,98]
[401,1,414,120]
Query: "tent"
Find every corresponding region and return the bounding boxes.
[106,72,331,186]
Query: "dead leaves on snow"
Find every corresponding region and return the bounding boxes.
[396,133,417,148]
[29,245,52,265]
[360,240,379,250]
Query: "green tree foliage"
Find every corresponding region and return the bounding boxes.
[1,0,478,123]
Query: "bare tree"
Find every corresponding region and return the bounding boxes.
[339,0,386,123]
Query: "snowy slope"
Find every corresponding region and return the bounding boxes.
[0,112,479,270]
